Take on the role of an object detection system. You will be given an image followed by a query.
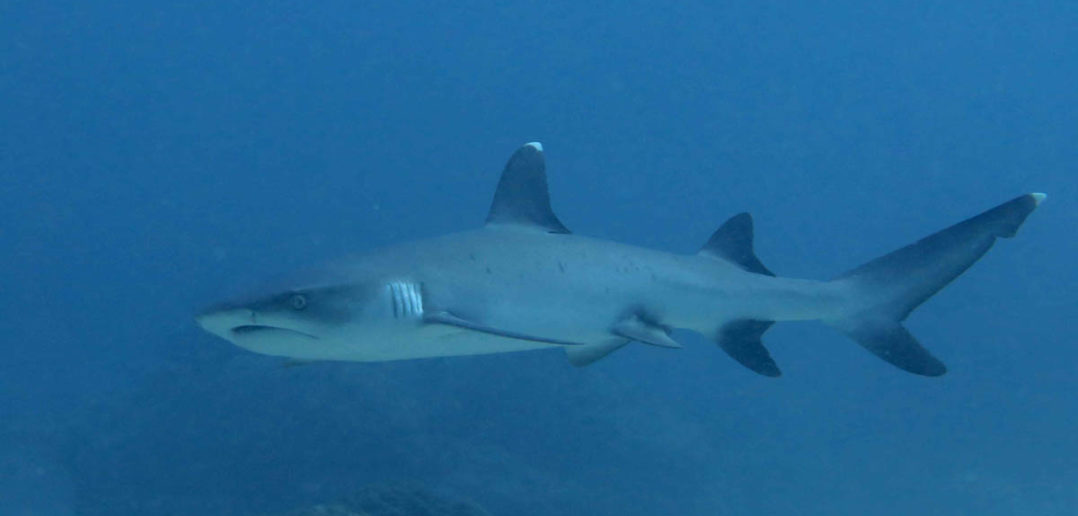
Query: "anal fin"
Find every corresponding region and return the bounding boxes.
[717,319,780,377]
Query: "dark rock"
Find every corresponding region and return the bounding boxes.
[267,483,491,516]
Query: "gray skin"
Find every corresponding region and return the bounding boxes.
[197,143,1044,376]
[199,228,844,360]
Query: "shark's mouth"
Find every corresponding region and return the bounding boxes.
[231,325,320,340]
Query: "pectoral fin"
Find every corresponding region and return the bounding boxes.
[424,311,584,346]
[566,340,629,367]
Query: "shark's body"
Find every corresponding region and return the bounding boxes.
[198,143,1044,376]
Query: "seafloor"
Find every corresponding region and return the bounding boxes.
[263,483,492,516]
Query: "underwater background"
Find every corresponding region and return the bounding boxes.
[2,1,1076,515]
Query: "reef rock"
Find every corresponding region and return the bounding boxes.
[269,483,491,516]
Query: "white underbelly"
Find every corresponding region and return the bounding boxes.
[329,325,558,362]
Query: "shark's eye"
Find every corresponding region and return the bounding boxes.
[289,294,308,310]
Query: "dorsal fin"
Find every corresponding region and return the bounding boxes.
[484,142,571,234]
[699,213,774,276]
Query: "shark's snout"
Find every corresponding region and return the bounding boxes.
[196,303,322,359]
[196,306,254,340]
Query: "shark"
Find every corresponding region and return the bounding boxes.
[196,142,1045,376]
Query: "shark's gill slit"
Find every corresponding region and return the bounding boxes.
[389,283,402,318]
[411,282,422,317]
[388,281,423,319]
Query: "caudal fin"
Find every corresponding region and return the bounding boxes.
[826,193,1045,376]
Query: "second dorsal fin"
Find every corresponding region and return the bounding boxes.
[484,142,571,234]
[699,213,774,276]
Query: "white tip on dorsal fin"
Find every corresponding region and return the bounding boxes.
[484,142,570,234]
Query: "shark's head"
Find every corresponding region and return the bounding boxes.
[196,142,566,362]
[196,276,425,360]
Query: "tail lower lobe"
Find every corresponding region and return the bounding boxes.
[826,193,1045,376]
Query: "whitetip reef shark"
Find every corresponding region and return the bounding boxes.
[197,142,1045,376]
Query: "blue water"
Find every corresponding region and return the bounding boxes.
[3,1,1075,515]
